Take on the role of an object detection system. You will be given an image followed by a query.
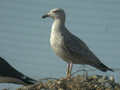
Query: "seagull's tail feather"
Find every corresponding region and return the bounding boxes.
[93,62,114,72]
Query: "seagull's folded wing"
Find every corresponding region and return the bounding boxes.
[63,31,100,64]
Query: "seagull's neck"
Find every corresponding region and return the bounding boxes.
[52,18,65,32]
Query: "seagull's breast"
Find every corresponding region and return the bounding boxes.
[50,21,64,48]
[50,28,70,62]
[50,28,63,52]
[49,20,72,62]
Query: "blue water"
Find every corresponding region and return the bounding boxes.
[0,0,120,89]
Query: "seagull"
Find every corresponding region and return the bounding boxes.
[0,57,37,85]
[42,8,113,78]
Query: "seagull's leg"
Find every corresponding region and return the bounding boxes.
[82,65,88,80]
[66,63,70,78]
[66,62,73,79]
[69,62,73,77]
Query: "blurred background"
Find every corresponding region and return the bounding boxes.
[0,0,120,89]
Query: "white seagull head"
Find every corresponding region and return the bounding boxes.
[42,8,65,20]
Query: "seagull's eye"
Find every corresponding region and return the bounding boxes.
[53,10,59,13]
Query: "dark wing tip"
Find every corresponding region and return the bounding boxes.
[108,68,114,72]
[99,63,114,72]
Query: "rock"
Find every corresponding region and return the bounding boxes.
[109,76,115,82]
[17,75,120,90]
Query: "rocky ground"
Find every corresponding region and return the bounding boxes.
[17,75,120,90]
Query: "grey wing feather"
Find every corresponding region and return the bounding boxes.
[62,29,113,72]
[63,30,98,63]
